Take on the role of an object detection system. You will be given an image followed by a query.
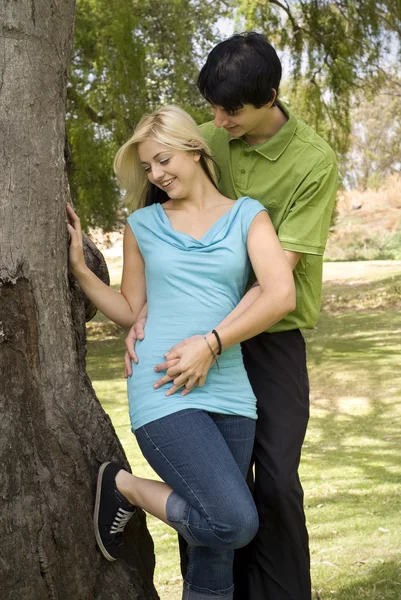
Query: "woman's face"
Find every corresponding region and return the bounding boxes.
[138,139,201,199]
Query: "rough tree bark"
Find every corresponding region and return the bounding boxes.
[0,2,159,599]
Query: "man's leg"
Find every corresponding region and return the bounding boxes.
[235,329,311,600]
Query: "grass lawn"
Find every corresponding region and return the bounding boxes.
[86,261,401,600]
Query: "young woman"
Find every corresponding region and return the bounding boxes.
[66,105,295,600]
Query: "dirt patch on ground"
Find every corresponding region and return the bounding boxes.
[326,175,401,261]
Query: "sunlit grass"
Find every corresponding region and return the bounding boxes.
[86,263,401,600]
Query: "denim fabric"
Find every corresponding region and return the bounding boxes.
[135,409,258,599]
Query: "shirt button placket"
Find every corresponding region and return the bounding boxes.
[240,151,251,189]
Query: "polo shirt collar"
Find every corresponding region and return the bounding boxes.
[229,101,297,162]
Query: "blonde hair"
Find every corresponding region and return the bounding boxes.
[114,105,218,210]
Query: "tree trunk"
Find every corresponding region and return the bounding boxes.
[0,2,158,599]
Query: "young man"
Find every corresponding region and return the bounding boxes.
[125,32,337,600]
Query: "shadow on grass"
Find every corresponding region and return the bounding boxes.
[86,274,401,599]
[334,558,401,600]
[321,273,401,312]
[86,335,127,381]
[303,308,401,489]
[302,302,401,600]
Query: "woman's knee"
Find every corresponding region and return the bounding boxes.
[232,504,259,548]
[211,502,259,550]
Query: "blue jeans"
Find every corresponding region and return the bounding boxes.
[135,409,258,599]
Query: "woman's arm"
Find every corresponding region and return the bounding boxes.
[66,204,146,329]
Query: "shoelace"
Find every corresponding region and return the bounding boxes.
[110,508,134,534]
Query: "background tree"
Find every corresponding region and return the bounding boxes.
[345,78,401,190]
[237,0,401,155]
[68,0,230,230]
[0,2,157,598]
[69,0,401,230]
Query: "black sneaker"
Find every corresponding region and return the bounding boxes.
[93,462,136,561]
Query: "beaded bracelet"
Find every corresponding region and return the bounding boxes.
[211,329,222,355]
[203,336,220,373]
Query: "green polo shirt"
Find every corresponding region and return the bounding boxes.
[199,102,338,332]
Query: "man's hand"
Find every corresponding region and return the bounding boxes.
[153,335,213,397]
[124,315,147,378]
[152,337,195,393]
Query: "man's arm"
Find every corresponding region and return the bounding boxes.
[277,160,338,256]
[217,249,300,330]
[124,241,302,380]
[284,250,301,270]
[154,211,296,396]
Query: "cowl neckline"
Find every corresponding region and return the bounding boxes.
[154,196,248,250]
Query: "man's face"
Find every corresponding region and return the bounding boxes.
[210,103,269,138]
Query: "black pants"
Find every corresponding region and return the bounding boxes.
[179,330,311,600]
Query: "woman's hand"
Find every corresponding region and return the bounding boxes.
[153,334,216,397]
[66,203,86,275]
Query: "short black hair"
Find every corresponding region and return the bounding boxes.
[198,32,282,113]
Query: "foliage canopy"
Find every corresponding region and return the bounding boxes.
[67,0,229,229]
[237,0,401,155]
[68,0,401,229]
[346,79,401,190]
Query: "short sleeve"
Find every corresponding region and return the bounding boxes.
[125,208,151,254]
[278,160,338,255]
[240,197,268,241]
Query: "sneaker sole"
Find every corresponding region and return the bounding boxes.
[94,461,116,561]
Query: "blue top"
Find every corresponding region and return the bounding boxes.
[126,196,267,430]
